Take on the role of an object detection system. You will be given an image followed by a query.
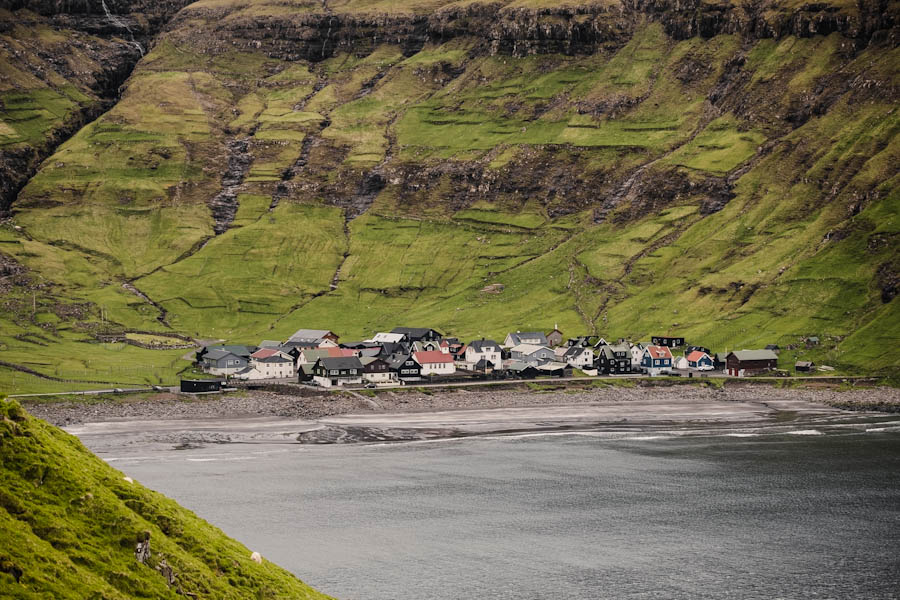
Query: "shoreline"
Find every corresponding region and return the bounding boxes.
[25,382,900,440]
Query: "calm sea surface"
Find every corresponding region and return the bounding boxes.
[84,426,900,599]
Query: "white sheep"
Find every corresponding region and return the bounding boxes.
[250,551,262,564]
[123,476,134,484]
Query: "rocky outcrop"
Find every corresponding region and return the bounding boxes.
[172,0,898,64]
[208,138,252,234]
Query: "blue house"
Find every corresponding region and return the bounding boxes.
[641,345,673,376]
[686,350,714,370]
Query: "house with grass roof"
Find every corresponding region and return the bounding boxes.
[546,326,564,347]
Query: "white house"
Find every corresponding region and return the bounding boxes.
[630,342,648,369]
[563,346,594,369]
[674,355,689,370]
[413,351,456,375]
[463,339,503,369]
[360,357,398,384]
[248,348,294,379]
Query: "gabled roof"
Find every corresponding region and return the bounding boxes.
[537,361,569,371]
[259,340,282,348]
[644,345,673,360]
[729,349,778,361]
[371,332,406,343]
[204,344,255,357]
[316,356,363,370]
[413,351,452,364]
[596,345,615,359]
[282,340,320,349]
[204,349,239,361]
[563,345,591,358]
[387,353,418,370]
[299,349,332,363]
[468,339,501,352]
[251,348,291,363]
[507,332,549,346]
[795,361,814,367]
[609,342,630,353]
[391,327,442,339]
[512,343,550,355]
[686,350,710,362]
[287,328,336,342]
[508,360,540,372]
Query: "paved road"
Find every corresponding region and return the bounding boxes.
[8,373,877,399]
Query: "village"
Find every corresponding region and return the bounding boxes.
[188,325,818,391]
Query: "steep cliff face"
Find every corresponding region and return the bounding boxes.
[173,0,897,64]
[0,0,195,213]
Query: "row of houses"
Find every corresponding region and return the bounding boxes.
[196,326,783,387]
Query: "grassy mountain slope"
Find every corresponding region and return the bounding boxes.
[0,0,898,391]
[0,398,331,598]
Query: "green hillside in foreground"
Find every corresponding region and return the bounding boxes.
[0,397,332,599]
[0,0,898,391]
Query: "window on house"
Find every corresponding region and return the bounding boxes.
[330,369,338,375]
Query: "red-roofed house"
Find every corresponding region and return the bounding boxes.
[686,350,714,370]
[641,345,673,376]
[242,348,294,379]
[413,350,456,376]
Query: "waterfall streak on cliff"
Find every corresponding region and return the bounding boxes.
[100,0,144,56]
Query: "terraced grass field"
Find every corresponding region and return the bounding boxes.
[0,0,897,391]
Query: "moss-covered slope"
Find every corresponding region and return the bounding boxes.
[0,0,898,390]
[0,398,331,599]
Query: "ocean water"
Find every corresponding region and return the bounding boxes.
[85,427,900,599]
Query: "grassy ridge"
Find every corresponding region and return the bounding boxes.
[0,398,332,598]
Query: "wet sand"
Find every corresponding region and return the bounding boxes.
[61,386,900,449]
